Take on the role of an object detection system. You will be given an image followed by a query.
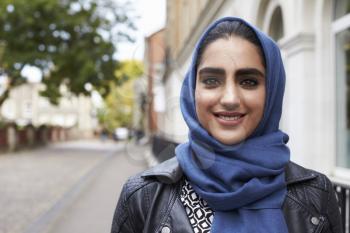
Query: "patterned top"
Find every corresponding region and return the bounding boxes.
[180,179,214,233]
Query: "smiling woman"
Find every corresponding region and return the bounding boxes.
[111,17,342,233]
[195,36,266,145]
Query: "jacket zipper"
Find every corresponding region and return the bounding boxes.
[314,216,325,233]
[155,183,181,233]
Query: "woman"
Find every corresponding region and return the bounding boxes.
[111,17,342,233]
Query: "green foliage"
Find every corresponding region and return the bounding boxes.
[98,60,143,131]
[0,0,136,105]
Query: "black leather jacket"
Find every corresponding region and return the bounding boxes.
[111,157,342,233]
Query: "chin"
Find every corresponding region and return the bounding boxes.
[215,136,244,145]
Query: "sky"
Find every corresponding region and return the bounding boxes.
[115,0,166,61]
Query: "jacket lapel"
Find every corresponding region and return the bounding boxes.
[285,162,318,185]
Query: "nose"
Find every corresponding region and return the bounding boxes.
[220,82,240,110]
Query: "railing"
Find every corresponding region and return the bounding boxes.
[151,135,179,162]
[334,181,350,233]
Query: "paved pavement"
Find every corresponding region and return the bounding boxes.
[0,139,148,233]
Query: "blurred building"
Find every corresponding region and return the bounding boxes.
[143,28,166,136]
[0,82,96,138]
[154,0,350,182]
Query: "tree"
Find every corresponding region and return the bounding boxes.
[97,60,143,132]
[0,0,136,105]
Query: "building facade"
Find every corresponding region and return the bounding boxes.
[1,83,97,137]
[160,0,350,183]
[144,29,166,136]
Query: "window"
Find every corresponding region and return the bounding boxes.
[335,0,350,168]
[334,0,350,20]
[268,6,284,42]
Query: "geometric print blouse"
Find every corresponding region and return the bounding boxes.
[180,179,214,233]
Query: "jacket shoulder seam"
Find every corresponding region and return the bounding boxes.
[124,177,156,202]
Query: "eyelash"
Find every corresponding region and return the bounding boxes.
[201,77,259,89]
[202,77,221,87]
[240,78,259,88]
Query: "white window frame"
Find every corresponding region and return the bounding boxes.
[333,12,350,179]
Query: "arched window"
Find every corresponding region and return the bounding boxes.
[256,0,270,29]
[268,6,284,41]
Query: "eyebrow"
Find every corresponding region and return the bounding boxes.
[236,68,265,78]
[198,67,226,76]
[198,67,265,78]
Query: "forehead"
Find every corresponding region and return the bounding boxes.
[197,36,264,71]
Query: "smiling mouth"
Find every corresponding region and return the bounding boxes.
[217,115,242,120]
[215,112,245,119]
[213,112,245,125]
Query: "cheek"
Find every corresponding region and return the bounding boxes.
[257,89,266,116]
[195,90,205,118]
[246,89,265,118]
[195,89,217,112]
[195,89,216,127]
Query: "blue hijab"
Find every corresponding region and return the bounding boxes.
[175,17,290,233]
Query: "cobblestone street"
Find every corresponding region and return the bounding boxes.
[0,140,148,233]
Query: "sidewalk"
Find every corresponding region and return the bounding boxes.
[0,139,148,233]
[45,141,148,233]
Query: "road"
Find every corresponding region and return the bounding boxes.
[0,139,148,233]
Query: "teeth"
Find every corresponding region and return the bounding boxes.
[218,115,241,120]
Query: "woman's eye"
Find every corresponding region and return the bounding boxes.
[240,79,258,88]
[202,77,220,87]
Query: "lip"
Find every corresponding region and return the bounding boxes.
[213,111,245,126]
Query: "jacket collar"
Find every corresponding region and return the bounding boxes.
[141,157,183,183]
[284,161,317,185]
[142,157,317,185]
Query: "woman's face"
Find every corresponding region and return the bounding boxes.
[195,36,266,145]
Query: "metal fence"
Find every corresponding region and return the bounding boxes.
[151,135,178,162]
[334,182,350,233]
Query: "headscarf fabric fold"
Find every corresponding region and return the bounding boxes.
[175,17,290,233]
